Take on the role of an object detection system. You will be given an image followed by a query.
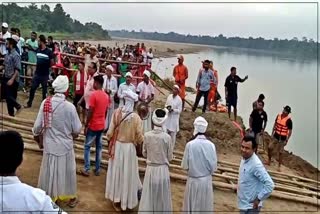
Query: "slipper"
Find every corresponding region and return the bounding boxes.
[112,202,121,212]
[67,198,79,208]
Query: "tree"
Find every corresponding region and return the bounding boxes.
[40,4,50,13]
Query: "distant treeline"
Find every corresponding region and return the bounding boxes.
[109,30,317,59]
[0,3,110,40]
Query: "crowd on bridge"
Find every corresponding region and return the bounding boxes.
[0,22,295,213]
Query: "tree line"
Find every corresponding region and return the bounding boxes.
[0,3,110,40]
[109,30,317,59]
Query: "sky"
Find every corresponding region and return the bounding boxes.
[14,0,318,40]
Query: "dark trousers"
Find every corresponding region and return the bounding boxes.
[27,75,48,107]
[2,78,21,116]
[192,90,209,113]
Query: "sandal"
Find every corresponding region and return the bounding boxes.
[77,169,90,177]
[67,198,79,208]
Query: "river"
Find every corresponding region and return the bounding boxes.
[151,48,319,168]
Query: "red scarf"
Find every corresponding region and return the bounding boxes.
[43,96,53,128]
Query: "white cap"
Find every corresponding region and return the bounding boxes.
[173,84,180,91]
[152,108,168,127]
[11,35,19,43]
[143,70,151,78]
[193,116,208,136]
[125,72,133,78]
[106,65,114,72]
[52,75,69,93]
[2,22,8,28]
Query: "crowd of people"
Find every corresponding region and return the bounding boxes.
[0,21,295,213]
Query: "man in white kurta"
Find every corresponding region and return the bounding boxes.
[103,65,118,131]
[138,108,173,213]
[117,72,136,107]
[105,90,144,211]
[136,70,155,133]
[165,85,182,150]
[0,130,67,213]
[33,75,82,208]
[181,116,218,214]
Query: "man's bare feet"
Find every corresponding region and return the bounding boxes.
[112,202,121,211]
[277,166,282,172]
[264,160,271,166]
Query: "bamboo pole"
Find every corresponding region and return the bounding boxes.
[8,128,320,199]
[22,143,320,207]
[2,116,319,187]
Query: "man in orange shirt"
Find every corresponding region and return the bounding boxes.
[173,55,188,110]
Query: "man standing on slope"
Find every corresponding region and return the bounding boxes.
[238,135,274,214]
[173,55,188,110]
[138,108,173,213]
[165,85,182,150]
[265,106,293,172]
[224,66,248,121]
[181,116,218,213]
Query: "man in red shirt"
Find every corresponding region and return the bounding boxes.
[80,75,110,176]
[73,61,87,123]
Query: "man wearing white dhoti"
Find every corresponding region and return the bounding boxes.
[117,72,136,107]
[165,85,182,150]
[181,116,218,214]
[138,108,173,213]
[105,89,144,211]
[136,69,155,133]
[103,65,118,131]
[33,75,82,208]
[0,131,67,213]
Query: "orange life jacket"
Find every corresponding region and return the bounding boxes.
[275,113,291,136]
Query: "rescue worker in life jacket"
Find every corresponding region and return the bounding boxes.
[265,106,293,172]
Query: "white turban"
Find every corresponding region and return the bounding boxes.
[152,108,168,127]
[125,72,133,78]
[52,75,69,93]
[121,90,138,115]
[193,116,208,136]
[173,84,180,91]
[106,65,114,72]
[143,70,151,78]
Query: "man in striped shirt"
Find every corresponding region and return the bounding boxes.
[25,35,54,108]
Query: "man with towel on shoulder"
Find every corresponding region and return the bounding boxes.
[105,89,144,212]
[136,69,155,133]
[139,108,173,213]
[33,75,82,208]
[181,116,218,213]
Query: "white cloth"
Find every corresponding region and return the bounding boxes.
[103,75,118,130]
[52,75,69,93]
[0,176,66,213]
[143,70,151,78]
[165,94,182,132]
[139,127,173,213]
[151,108,168,127]
[17,37,25,54]
[106,65,114,72]
[0,31,11,55]
[168,130,177,150]
[117,82,136,107]
[33,95,81,199]
[193,116,208,136]
[105,142,142,210]
[181,135,218,213]
[147,52,153,64]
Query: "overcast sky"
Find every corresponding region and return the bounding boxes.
[16,0,318,40]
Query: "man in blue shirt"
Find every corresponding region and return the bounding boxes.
[237,135,274,214]
[25,35,54,108]
[192,60,216,113]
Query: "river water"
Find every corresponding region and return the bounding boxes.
[151,48,319,168]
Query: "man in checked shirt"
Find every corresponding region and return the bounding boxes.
[1,36,23,116]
